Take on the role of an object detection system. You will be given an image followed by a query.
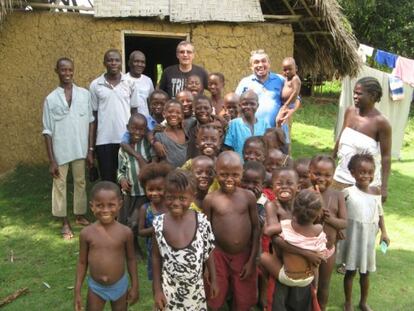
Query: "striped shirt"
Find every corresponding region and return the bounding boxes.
[117,138,155,196]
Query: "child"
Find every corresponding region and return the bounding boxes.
[190,155,215,212]
[147,89,168,128]
[186,74,204,97]
[295,157,312,190]
[309,155,347,310]
[137,162,172,280]
[263,127,289,155]
[74,181,139,311]
[117,113,155,257]
[220,92,240,122]
[224,90,271,159]
[176,89,195,128]
[336,154,389,311]
[242,135,267,163]
[260,189,328,287]
[264,148,293,187]
[203,151,260,311]
[208,72,225,115]
[152,169,217,310]
[154,100,188,167]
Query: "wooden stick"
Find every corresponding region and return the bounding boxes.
[0,288,29,308]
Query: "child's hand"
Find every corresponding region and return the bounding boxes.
[380,232,390,246]
[209,278,219,299]
[127,286,139,305]
[303,250,323,267]
[153,141,167,158]
[322,208,332,223]
[49,161,60,178]
[120,178,132,193]
[154,291,167,310]
[74,293,83,311]
[240,260,255,280]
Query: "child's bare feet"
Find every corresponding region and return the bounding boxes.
[75,215,90,226]
[344,302,354,311]
[61,224,74,240]
[358,302,373,311]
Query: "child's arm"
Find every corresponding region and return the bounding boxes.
[263,201,282,237]
[240,191,260,280]
[125,229,139,305]
[74,230,88,311]
[152,235,167,309]
[138,204,153,237]
[206,254,218,299]
[147,130,167,158]
[323,191,347,230]
[117,152,132,193]
[379,216,390,246]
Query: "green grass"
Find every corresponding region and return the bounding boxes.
[1,99,413,310]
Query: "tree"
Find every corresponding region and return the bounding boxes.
[339,0,414,58]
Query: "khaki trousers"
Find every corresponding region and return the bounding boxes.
[52,159,87,217]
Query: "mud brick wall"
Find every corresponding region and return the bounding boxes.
[0,12,292,173]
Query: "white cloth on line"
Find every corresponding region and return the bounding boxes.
[336,65,413,158]
[358,44,375,63]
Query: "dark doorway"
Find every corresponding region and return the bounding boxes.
[124,35,186,86]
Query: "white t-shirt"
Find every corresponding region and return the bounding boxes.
[90,73,138,145]
[125,72,154,117]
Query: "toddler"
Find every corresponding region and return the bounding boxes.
[208,72,225,115]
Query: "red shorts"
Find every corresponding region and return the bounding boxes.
[207,248,257,310]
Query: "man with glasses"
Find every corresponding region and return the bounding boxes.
[159,41,208,98]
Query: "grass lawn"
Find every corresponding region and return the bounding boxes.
[1,98,413,310]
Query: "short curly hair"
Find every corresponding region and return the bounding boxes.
[138,162,173,189]
[293,189,323,225]
[347,153,375,172]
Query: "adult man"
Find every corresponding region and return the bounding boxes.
[159,41,208,98]
[89,49,138,182]
[235,50,285,129]
[126,50,154,117]
[42,57,93,239]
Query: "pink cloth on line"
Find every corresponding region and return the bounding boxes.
[280,219,328,257]
[392,56,414,87]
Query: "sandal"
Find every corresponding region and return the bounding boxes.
[61,225,74,240]
[75,216,90,226]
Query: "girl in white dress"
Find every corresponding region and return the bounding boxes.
[337,153,389,311]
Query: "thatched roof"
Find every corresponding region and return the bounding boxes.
[3,0,361,78]
[261,0,361,78]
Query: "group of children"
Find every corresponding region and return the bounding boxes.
[74,60,389,311]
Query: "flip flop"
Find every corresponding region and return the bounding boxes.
[75,217,90,226]
[61,226,74,240]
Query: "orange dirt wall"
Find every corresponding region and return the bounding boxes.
[0,12,293,173]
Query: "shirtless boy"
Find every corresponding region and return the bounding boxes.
[203,151,260,311]
[309,155,347,310]
[74,181,139,311]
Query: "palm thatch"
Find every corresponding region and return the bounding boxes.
[0,0,14,23]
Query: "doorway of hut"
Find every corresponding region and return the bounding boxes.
[124,34,187,87]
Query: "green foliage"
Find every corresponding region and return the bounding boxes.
[339,0,414,58]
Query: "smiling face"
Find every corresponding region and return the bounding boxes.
[194,98,213,124]
[150,93,168,118]
[90,189,122,225]
[145,177,165,205]
[196,127,221,157]
[128,52,146,76]
[208,74,224,97]
[216,158,243,194]
[176,43,194,67]
[56,59,74,86]
[310,160,334,193]
[176,90,194,118]
[351,160,375,190]
[187,75,203,96]
[239,93,258,119]
[241,169,264,199]
[163,102,184,127]
[104,51,122,75]
[265,149,285,173]
[243,140,266,163]
[272,170,298,203]
[191,158,215,192]
[127,116,147,144]
[251,54,270,80]
[164,186,194,217]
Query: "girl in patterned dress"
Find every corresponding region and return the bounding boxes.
[152,169,218,310]
[138,162,173,280]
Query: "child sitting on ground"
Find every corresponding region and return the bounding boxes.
[186,74,204,97]
[208,72,225,115]
[224,90,270,159]
[243,136,267,163]
[203,151,260,311]
[137,162,173,280]
[74,181,139,311]
[152,169,217,310]
[295,157,312,190]
[190,155,215,212]
[309,155,347,310]
[220,92,240,122]
[337,154,389,311]
[117,113,155,257]
[260,189,328,287]
[154,100,188,168]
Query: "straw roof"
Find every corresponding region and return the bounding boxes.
[261,0,361,78]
